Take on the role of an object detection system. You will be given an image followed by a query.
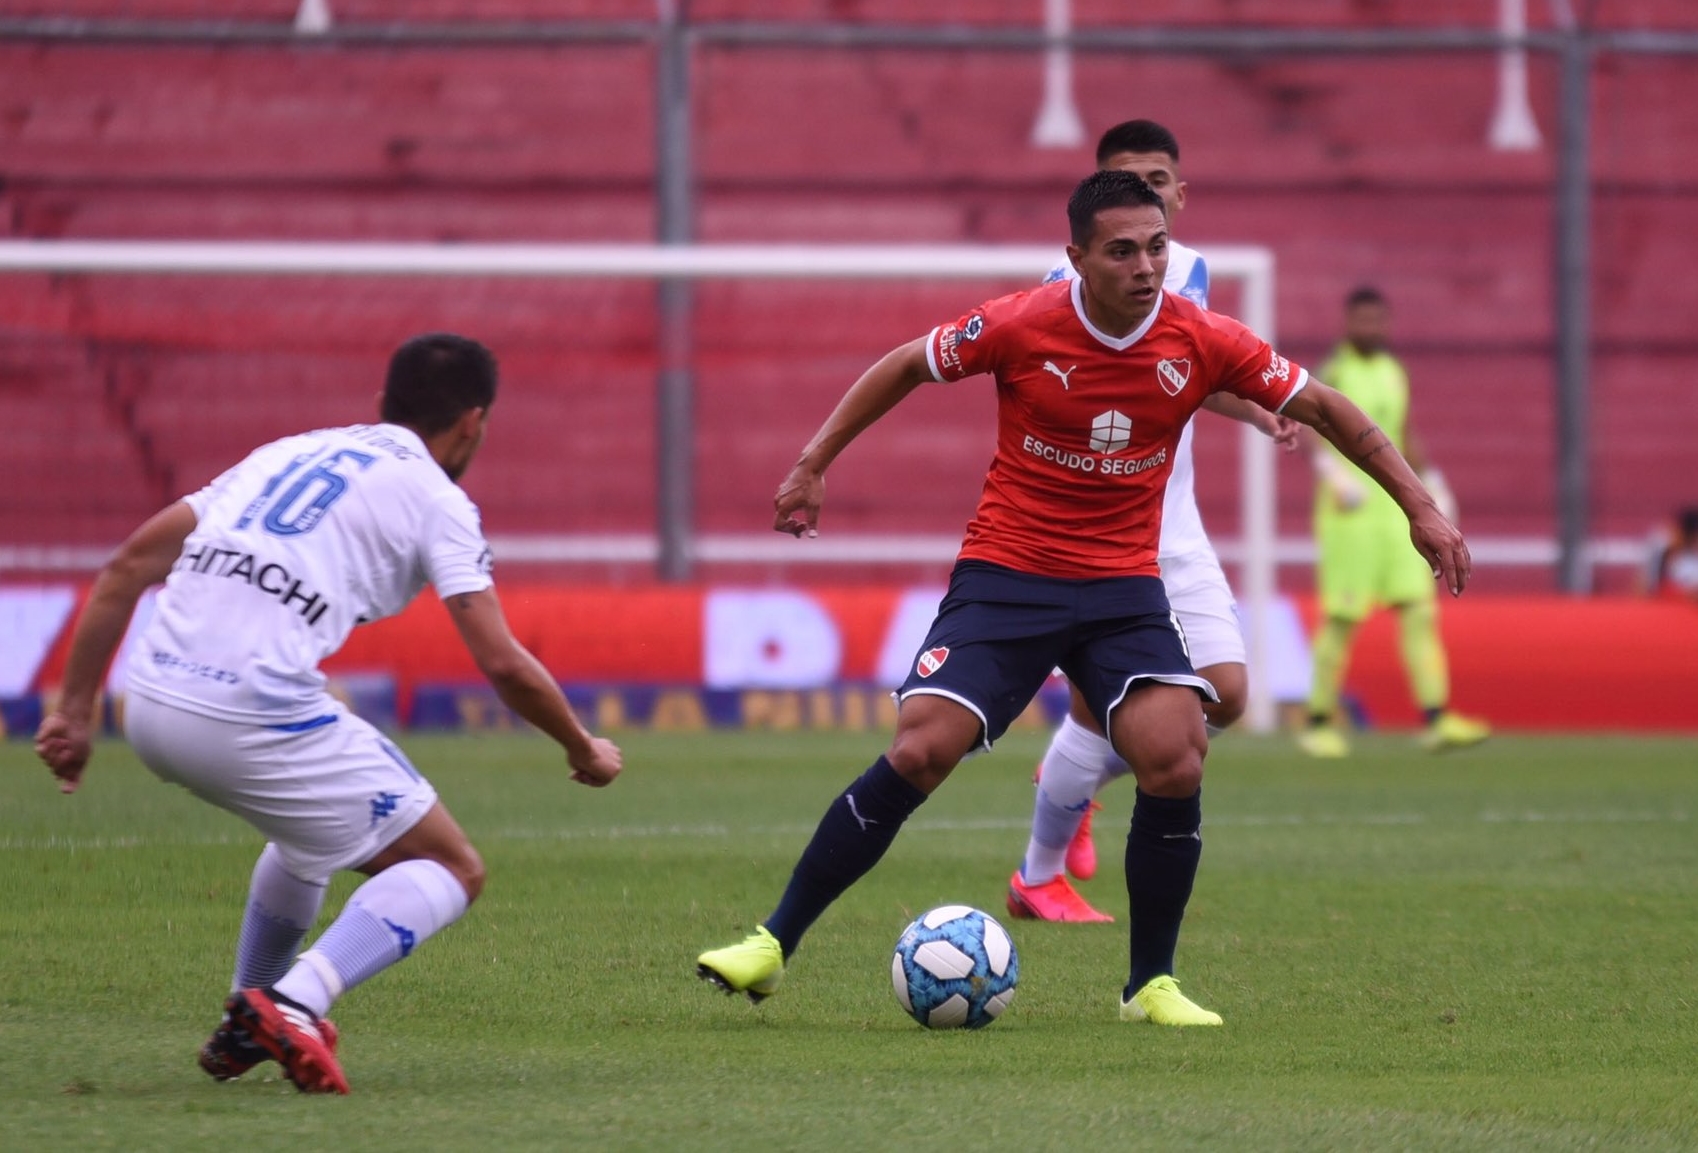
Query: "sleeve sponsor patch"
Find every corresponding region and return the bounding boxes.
[935,324,965,376]
[929,302,1001,382]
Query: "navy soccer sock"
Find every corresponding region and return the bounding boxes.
[1123,788,1203,997]
[764,756,928,958]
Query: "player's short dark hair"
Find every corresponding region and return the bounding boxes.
[1095,119,1181,166]
[1346,285,1389,310]
[1067,169,1166,248]
[380,333,499,435]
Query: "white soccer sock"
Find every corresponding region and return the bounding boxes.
[1023,715,1112,884]
[232,843,328,993]
[273,859,470,1018]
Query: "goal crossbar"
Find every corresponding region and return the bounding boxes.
[0,239,1274,280]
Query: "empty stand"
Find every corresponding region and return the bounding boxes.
[2,3,1694,592]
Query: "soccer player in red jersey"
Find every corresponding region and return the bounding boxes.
[697,170,1471,1026]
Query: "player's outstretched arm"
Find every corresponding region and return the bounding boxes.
[774,336,933,538]
[35,501,198,793]
[445,589,622,787]
[1281,381,1472,596]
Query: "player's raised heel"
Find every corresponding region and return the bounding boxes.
[696,926,785,1003]
[1120,975,1223,1027]
[225,987,350,1094]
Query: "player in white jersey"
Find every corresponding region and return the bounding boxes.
[1007,121,1297,923]
[35,333,623,1094]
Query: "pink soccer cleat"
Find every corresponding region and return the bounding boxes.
[1005,870,1114,923]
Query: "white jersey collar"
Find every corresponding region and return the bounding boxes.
[1070,274,1163,351]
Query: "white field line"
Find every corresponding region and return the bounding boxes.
[0,809,1686,851]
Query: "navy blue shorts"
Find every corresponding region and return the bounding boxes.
[897,560,1216,748]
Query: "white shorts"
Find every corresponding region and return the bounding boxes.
[123,692,438,884]
[1161,547,1246,673]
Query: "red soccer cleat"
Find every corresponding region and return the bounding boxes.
[224,988,350,1094]
[1005,870,1114,923]
[199,1009,339,1082]
[1065,800,1103,881]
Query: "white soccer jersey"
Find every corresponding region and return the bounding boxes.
[1044,238,1212,560]
[127,423,494,724]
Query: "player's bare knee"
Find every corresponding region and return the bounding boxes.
[887,697,979,792]
[1140,748,1204,797]
[398,841,485,903]
[882,730,964,794]
[884,736,961,794]
[1128,725,1206,796]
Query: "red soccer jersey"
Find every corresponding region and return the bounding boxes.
[925,277,1307,578]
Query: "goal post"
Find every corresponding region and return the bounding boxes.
[0,239,1282,731]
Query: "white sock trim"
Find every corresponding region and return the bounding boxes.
[296,948,346,1001]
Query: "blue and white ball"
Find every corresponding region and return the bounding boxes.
[890,905,1018,1029]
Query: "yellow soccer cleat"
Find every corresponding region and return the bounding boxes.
[1296,724,1350,759]
[696,926,785,1003]
[1421,711,1491,752]
[1120,976,1223,1027]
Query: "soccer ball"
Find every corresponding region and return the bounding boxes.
[890,904,1018,1029]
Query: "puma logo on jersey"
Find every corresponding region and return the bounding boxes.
[1042,361,1077,390]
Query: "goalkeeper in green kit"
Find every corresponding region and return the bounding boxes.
[1298,286,1490,758]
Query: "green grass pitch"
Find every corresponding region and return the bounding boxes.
[3,728,1696,1151]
